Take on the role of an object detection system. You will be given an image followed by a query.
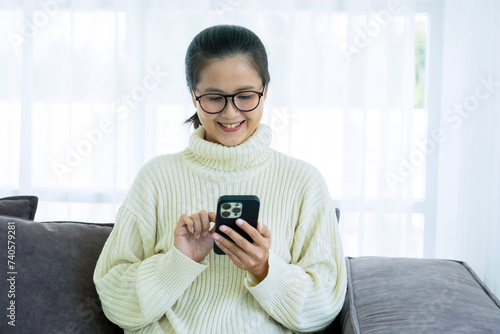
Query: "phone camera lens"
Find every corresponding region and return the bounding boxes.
[232,208,241,214]
[221,211,230,218]
[222,203,231,210]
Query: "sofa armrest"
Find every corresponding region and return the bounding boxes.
[340,256,500,334]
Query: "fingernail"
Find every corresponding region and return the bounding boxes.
[189,226,194,233]
[236,219,243,225]
[202,231,208,237]
[220,225,227,232]
[213,233,220,240]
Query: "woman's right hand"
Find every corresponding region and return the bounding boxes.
[174,211,215,263]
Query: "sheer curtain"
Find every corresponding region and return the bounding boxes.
[1,0,419,255]
[433,0,500,297]
[2,0,497,297]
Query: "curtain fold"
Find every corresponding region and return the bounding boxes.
[1,1,420,256]
[2,0,497,296]
[435,0,500,297]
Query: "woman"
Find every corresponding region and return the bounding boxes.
[94,24,346,333]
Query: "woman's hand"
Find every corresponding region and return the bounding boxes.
[212,219,271,282]
[174,211,215,263]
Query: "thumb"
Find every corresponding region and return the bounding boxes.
[257,222,265,233]
[258,222,271,238]
[208,212,216,233]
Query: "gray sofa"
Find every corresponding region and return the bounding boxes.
[1,196,500,333]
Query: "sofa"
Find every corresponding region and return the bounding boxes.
[1,196,500,333]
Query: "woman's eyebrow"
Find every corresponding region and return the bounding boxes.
[202,85,259,94]
[202,87,225,93]
[234,85,258,91]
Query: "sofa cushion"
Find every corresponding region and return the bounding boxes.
[0,195,38,220]
[0,215,122,334]
[340,256,500,334]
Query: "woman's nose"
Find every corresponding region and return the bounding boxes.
[221,97,240,117]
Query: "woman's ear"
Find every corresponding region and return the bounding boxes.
[189,86,198,108]
[263,83,269,100]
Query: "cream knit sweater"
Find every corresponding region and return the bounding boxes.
[94,123,347,334]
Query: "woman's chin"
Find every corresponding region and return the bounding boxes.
[216,124,248,146]
[204,121,258,147]
[218,134,245,147]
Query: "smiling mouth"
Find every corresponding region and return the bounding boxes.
[218,121,244,129]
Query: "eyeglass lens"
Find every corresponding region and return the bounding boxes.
[200,92,260,113]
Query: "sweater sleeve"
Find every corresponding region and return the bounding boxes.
[93,206,208,330]
[244,173,347,332]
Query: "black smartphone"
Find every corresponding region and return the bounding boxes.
[214,195,260,255]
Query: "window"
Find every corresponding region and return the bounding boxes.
[2,2,435,260]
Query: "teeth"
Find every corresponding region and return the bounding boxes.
[221,121,242,129]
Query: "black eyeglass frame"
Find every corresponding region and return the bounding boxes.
[192,85,266,114]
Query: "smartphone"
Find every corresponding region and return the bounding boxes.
[214,195,260,255]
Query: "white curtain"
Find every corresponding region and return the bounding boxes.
[3,0,498,295]
[1,0,419,254]
[434,0,500,297]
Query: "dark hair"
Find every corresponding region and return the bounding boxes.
[184,25,270,129]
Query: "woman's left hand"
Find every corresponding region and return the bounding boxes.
[213,219,271,282]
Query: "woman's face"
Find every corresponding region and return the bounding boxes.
[192,56,267,147]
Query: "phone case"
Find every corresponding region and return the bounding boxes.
[214,195,260,255]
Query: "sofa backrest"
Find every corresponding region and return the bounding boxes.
[0,215,122,333]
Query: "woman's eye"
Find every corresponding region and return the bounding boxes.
[208,96,223,102]
[237,94,252,100]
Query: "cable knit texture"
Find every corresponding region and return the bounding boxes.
[94,124,347,333]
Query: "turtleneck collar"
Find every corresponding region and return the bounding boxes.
[186,123,272,172]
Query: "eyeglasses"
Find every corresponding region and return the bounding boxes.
[193,86,265,114]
